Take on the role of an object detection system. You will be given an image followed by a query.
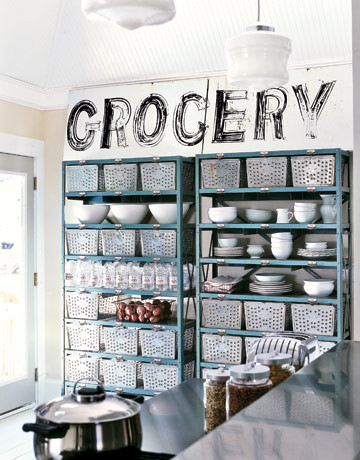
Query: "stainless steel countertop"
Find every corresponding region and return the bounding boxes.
[172,341,360,460]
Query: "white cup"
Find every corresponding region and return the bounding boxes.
[276,208,294,223]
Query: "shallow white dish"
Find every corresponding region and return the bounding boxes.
[218,237,239,248]
[149,203,190,224]
[305,242,327,249]
[255,273,285,282]
[73,204,110,224]
[208,209,237,223]
[108,204,148,224]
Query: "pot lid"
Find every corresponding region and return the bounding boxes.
[35,379,140,424]
[205,368,230,382]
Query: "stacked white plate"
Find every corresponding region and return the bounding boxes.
[249,278,293,295]
[297,248,336,259]
[305,241,327,249]
[208,207,237,223]
[214,246,245,257]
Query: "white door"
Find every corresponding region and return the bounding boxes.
[0,153,36,414]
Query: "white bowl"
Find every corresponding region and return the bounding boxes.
[208,210,237,223]
[271,242,293,248]
[209,207,237,213]
[255,273,285,282]
[245,210,274,223]
[294,202,317,208]
[73,204,110,224]
[271,245,293,260]
[149,203,190,224]
[271,232,292,239]
[303,279,335,296]
[294,210,316,224]
[108,204,149,224]
[305,242,327,249]
[218,237,239,248]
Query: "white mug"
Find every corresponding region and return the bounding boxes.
[276,208,293,223]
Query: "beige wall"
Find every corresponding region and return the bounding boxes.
[0,100,66,381]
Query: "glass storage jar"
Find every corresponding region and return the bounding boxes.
[256,352,295,387]
[226,363,272,419]
[204,368,230,433]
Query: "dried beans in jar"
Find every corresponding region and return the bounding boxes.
[204,368,230,433]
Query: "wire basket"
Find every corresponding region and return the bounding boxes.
[99,295,120,316]
[65,292,99,320]
[201,159,241,189]
[101,230,136,256]
[291,155,335,186]
[319,341,336,355]
[140,161,194,191]
[103,164,138,191]
[65,354,100,382]
[102,359,138,389]
[66,165,99,192]
[202,300,242,329]
[246,157,288,187]
[291,304,336,336]
[103,327,138,355]
[66,229,98,255]
[66,324,100,352]
[142,361,194,392]
[140,229,193,257]
[201,333,242,364]
[244,301,288,332]
[139,328,194,359]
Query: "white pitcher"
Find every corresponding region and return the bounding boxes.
[276,208,294,223]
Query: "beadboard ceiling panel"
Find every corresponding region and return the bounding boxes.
[0,0,352,90]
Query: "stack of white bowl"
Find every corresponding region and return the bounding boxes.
[271,232,293,260]
[294,202,317,224]
[208,207,237,223]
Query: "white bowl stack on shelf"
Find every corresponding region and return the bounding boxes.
[294,202,317,224]
[249,272,293,295]
[208,207,237,223]
[297,241,336,259]
[270,232,293,260]
[214,236,245,257]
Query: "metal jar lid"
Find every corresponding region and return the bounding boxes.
[35,379,140,424]
[205,368,231,382]
[255,352,292,365]
[230,363,270,381]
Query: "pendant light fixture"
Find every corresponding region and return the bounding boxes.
[225,0,291,91]
[82,0,176,30]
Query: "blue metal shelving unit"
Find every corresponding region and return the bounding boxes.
[62,156,196,395]
[195,148,352,377]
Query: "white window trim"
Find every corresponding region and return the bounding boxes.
[0,133,45,406]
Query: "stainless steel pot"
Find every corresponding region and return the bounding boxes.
[23,378,142,459]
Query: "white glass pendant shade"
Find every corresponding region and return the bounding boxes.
[82,0,176,30]
[226,23,292,92]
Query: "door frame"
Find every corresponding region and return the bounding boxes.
[0,133,44,413]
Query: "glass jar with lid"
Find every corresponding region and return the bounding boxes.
[226,363,272,419]
[256,352,295,387]
[204,368,230,433]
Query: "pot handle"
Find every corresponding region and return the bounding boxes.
[23,422,69,439]
[73,377,105,395]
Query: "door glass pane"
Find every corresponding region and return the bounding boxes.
[0,173,26,383]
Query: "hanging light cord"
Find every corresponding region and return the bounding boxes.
[257,0,261,22]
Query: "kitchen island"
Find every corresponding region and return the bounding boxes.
[141,341,360,460]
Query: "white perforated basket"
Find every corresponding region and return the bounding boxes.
[65,292,99,320]
[202,300,242,329]
[319,341,337,355]
[139,328,194,359]
[201,333,242,364]
[65,354,100,383]
[66,324,100,352]
[101,230,136,256]
[291,155,335,186]
[103,327,138,355]
[99,295,120,316]
[66,165,99,192]
[66,230,98,255]
[244,302,287,332]
[291,304,336,336]
[103,164,138,191]
[142,361,194,392]
[102,359,138,389]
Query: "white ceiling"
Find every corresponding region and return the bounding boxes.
[0,0,352,93]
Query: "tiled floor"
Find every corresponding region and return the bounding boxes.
[0,409,35,459]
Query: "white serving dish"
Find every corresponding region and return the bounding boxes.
[245,209,274,223]
[294,210,316,224]
[303,279,335,297]
[208,208,237,223]
[271,245,293,260]
[73,204,110,224]
[305,242,327,249]
[218,237,239,248]
[271,232,293,239]
[255,273,285,282]
[149,203,190,224]
[108,204,149,224]
[294,202,317,208]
